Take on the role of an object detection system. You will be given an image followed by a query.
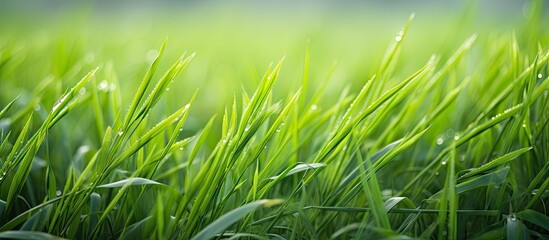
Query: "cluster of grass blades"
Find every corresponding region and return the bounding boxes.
[1,7,549,240]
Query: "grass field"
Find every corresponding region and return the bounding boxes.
[1,1,549,239]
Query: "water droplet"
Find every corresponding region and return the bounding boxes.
[395,31,403,42]
[179,146,184,150]
[522,123,526,128]
[510,214,517,221]
[78,87,86,96]
[34,104,41,111]
[166,88,170,91]
[436,138,444,145]
[538,73,543,79]
[244,125,251,132]
[98,80,109,91]
[453,135,460,141]
[52,95,68,111]
[311,104,318,111]
[145,49,159,64]
[179,128,183,132]
[56,190,62,196]
[185,103,191,109]
[442,231,447,236]
[441,161,447,165]
[281,122,285,126]
[222,139,227,143]
[435,172,439,176]
[276,129,280,133]
[118,131,123,136]
[109,84,117,91]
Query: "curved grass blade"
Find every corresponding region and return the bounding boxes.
[191,199,283,240]
[430,167,510,201]
[516,209,549,231]
[269,163,326,181]
[0,231,66,240]
[96,177,162,188]
[459,147,531,180]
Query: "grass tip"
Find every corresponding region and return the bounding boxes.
[262,199,284,208]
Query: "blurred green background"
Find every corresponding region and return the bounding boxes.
[1,0,546,132]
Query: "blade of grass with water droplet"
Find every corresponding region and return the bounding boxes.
[121,40,166,130]
[430,166,510,201]
[459,147,531,180]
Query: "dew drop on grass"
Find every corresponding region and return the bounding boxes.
[145,49,159,64]
[56,190,62,196]
[436,137,444,145]
[179,146,184,150]
[281,122,285,126]
[98,80,109,91]
[441,161,447,165]
[510,214,517,221]
[522,123,526,128]
[52,95,68,111]
[185,103,191,109]
[276,129,280,133]
[244,125,251,132]
[442,231,447,236]
[166,88,170,91]
[395,31,404,42]
[118,131,123,136]
[453,135,460,141]
[34,104,41,111]
[311,104,318,111]
[435,172,439,176]
[79,87,86,96]
[538,73,543,79]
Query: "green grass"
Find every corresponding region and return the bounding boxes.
[1,1,549,239]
